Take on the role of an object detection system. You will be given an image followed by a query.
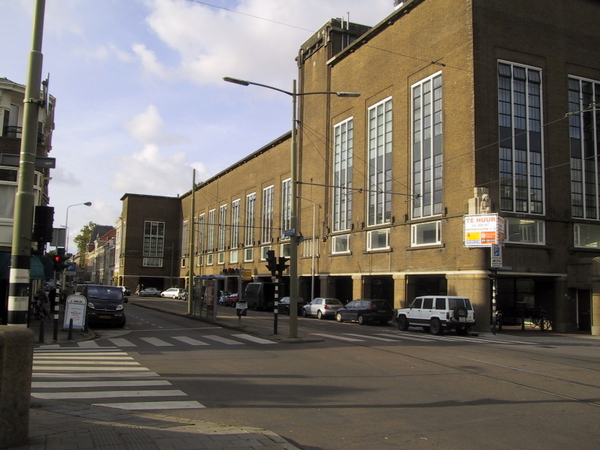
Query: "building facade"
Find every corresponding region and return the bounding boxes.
[0,77,56,323]
[117,194,182,293]
[171,0,600,334]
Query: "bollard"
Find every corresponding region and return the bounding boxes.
[53,303,59,341]
[68,318,73,340]
[0,327,34,448]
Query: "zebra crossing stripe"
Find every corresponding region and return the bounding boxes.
[32,380,171,388]
[140,337,173,347]
[344,333,397,342]
[93,401,205,410]
[108,338,137,347]
[232,334,276,344]
[203,335,244,345]
[32,371,160,378]
[33,360,141,366]
[32,366,151,372]
[31,389,186,400]
[311,333,364,342]
[172,336,209,346]
[373,333,432,342]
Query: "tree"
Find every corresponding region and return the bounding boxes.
[73,221,96,259]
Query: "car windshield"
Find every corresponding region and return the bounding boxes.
[371,300,389,308]
[448,298,472,310]
[86,286,122,301]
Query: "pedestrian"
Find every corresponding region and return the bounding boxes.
[48,287,57,314]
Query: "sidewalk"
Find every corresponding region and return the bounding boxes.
[21,300,303,450]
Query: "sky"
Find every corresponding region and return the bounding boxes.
[1,0,397,250]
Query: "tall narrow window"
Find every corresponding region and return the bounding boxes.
[207,209,215,265]
[143,221,164,267]
[333,118,353,233]
[368,98,393,227]
[281,178,291,239]
[231,199,240,248]
[181,220,189,256]
[218,205,227,252]
[412,73,443,219]
[569,76,600,220]
[262,185,274,244]
[245,193,256,261]
[498,62,544,214]
[197,213,205,253]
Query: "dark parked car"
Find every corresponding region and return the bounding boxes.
[335,299,393,325]
[278,297,305,315]
[82,284,127,328]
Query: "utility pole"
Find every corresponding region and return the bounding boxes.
[8,0,46,325]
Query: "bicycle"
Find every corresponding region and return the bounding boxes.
[30,295,50,320]
[529,309,552,330]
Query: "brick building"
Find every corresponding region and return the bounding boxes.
[170,0,600,334]
[117,194,182,293]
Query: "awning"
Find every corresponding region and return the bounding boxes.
[30,255,55,280]
[0,253,54,280]
[0,251,9,280]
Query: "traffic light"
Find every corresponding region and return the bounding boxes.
[53,248,68,273]
[265,250,277,276]
[276,256,289,277]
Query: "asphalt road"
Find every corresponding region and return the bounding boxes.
[64,304,600,450]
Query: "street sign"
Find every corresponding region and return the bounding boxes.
[491,244,503,268]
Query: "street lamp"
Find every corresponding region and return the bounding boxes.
[64,202,92,254]
[62,202,92,292]
[224,76,359,338]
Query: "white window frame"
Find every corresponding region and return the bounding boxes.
[367,228,390,251]
[332,234,351,254]
[281,178,291,240]
[412,72,443,219]
[262,186,274,244]
[367,97,393,227]
[498,61,545,215]
[574,223,600,248]
[411,221,441,247]
[333,117,354,233]
[505,218,545,245]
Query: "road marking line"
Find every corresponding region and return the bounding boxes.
[203,335,244,345]
[32,366,150,372]
[374,333,432,342]
[232,334,276,344]
[172,336,209,346]
[108,338,137,347]
[32,380,171,388]
[31,389,186,400]
[93,401,205,410]
[311,333,364,342]
[140,337,174,347]
[33,360,140,366]
[32,371,160,378]
[78,341,100,348]
[344,333,397,342]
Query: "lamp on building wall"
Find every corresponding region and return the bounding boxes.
[223,76,359,338]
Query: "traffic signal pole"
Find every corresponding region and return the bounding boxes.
[7,0,46,326]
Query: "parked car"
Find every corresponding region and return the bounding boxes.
[335,299,393,325]
[118,286,131,296]
[161,287,185,299]
[137,287,161,297]
[225,293,239,307]
[278,296,305,315]
[396,295,476,335]
[82,284,127,328]
[302,298,344,319]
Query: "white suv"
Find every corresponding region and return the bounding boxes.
[396,296,476,335]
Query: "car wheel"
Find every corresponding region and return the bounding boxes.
[336,312,343,322]
[357,314,365,325]
[397,315,409,331]
[317,310,323,320]
[430,318,443,335]
[302,308,308,317]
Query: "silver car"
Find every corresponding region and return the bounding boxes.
[302,297,344,319]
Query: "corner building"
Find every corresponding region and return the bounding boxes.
[181,0,600,334]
